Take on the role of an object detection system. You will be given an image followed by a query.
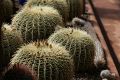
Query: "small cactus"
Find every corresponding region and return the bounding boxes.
[0,0,13,23]
[25,0,69,23]
[2,64,37,80]
[66,0,85,20]
[12,6,63,42]
[48,27,95,73]
[11,41,74,80]
[0,24,23,71]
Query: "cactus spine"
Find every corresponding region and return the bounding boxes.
[48,27,95,73]
[1,24,23,70]
[25,0,69,23]
[0,0,13,22]
[11,41,74,80]
[12,6,63,42]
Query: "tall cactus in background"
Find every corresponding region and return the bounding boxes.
[25,0,69,23]
[12,6,63,42]
[0,24,23,71]
[66,0,85,20]
[48,27,95,73]
[11,41,74,80]
[0,0,13,23]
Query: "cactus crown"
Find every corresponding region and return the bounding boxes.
[25,0,69,22]
[11,41,74,80]
[24,5,59,15]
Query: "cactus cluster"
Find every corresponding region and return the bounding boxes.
[48,27,95,73]
[1,24,23,70]
[11,41,74,80]
[25,0,69,23]
[0,0,13,23]
[12,5,63,42]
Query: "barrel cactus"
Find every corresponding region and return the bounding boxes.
[11,41,74,80]
[12,6,63,42]
[2,64,36,80]
[0,0,13,23]
[48,27,95,73]
[66,0,85,20]
[25,0,69,23]
[0,24,23,71]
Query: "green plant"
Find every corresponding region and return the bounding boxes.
[48,27,95,73]
[12,6,63,42]
[11,41,74,80]
[25,0,69,23]
[66,0,85,20]
[0,0,13,22]
[1,24,23,71]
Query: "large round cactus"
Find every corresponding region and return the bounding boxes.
[48,27,95,73]
[12,6,63,42]
[25,0,69,23]
[0,24,23,71]
[11,41,74,80]
[66,0,85,20]
[0,0,13,23]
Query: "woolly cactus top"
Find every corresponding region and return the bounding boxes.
[49,27,94,47]
[11,41,71,63]
[25,0,69,22]
[24,5,60,16]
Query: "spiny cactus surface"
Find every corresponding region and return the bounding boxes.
[48,27,95,73]
[11,41,74,80]
[12,6,63,42]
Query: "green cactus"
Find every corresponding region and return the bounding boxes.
[0,0,13,23]
[66,0,85,20]
[12,6,63,42]
[48,27,95,73]
[0,24,23,71]
[11,41,74,80]
[25,0,69,23]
